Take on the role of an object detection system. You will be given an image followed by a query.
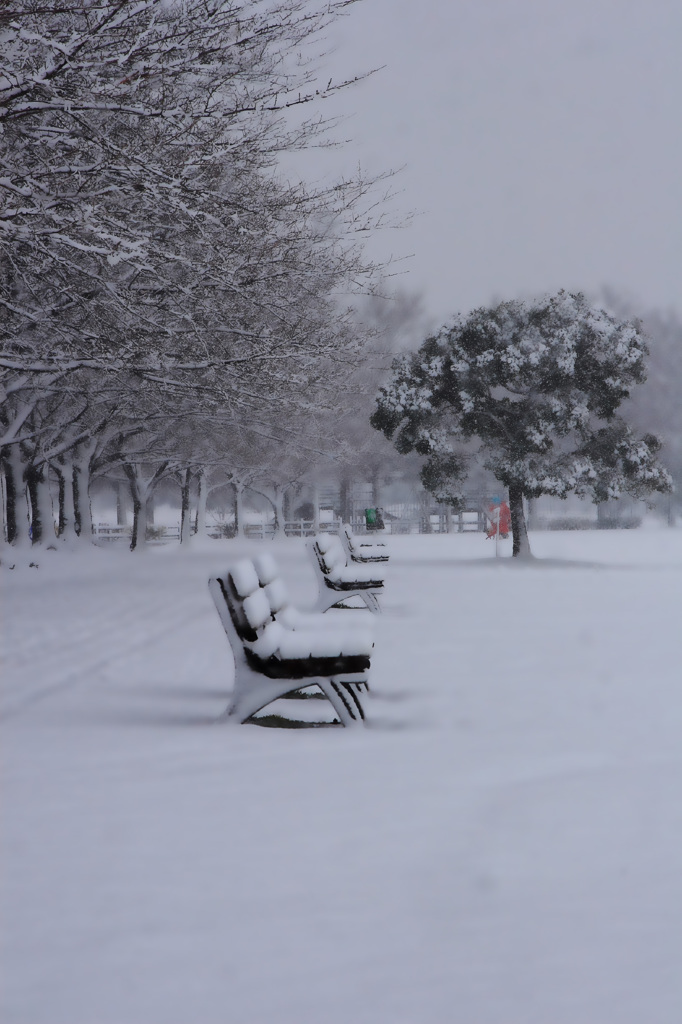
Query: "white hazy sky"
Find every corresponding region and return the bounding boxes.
[289,0,682,325]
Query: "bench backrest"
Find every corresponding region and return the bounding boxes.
[219,556,292,643]
[340,523,388,559]
[313,533,347,576]
[218,574,259,643]
[253,552,290,614]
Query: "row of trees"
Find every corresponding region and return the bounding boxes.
[1,0,402,549]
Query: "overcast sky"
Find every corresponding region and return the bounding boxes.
[289,0,682,326]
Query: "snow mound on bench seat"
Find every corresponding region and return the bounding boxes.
[249,621,374,660]
[277,606,371,631]
[328,563,385,585]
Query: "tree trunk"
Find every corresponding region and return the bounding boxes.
[56,470,65,536]
[115,480,127,526]
[234,482,246,537]
[125,464,147,551]
[180,468,193,544]
[129,485,143,551]
[26,463,55,546]
[2,454,18,544]
[55,462,79,540]
[282,486,295,525]
[124,462,168,551]
[64,465,78,539]
[195,469,208,537]
[4,448,31,547]
[509,484,532,558]
[272,483,285,537]
[312,483,320,533]
[73,456,93,540]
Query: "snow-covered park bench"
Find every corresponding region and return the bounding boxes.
[209,554,373,726]
[308,533,385,614]
[340,523,389,564]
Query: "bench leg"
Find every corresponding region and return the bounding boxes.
[318,678,366,726]
[220,672,303,725]
[221,662,367,727]
[360,590,381,613]
[313,585,351,613]
[314,585,381,614]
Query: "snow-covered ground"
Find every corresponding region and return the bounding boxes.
[2,526,682,1024]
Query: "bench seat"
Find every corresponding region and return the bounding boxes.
[247,619,373,662]
[245,647,371,680]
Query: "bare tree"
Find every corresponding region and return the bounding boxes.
[1,1,394,548]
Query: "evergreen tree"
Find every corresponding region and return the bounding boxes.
[371,291,672,556]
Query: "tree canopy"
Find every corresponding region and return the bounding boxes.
[1,0,392,548]
[371,291,672,556]
[1,0,378,383]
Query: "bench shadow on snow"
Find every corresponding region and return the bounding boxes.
[95,683,349,730]
[247,715,341,729]
[70,674,419,729]
[81,698,422,731]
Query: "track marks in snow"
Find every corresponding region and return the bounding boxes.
[1,586,210,721]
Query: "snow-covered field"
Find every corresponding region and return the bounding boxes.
[2,526,682,1024]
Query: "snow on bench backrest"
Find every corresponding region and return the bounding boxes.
[253,552,278,586]
[230,559,261,598]
[242,589,274,632]
[345,523,386,548]
[341,523,388,559]
[315,533,346,574]
[222,572,259,642]
[263,578,288,614]
[228,558,287,635]
[252,552,291,615]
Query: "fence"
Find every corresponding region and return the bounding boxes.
[245,519,340,539]
[93,520,336,542]
[92,523,182,542]
[93,508,490,543]
[377,503,487,535]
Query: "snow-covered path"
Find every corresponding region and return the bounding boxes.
[2,529,682,1023]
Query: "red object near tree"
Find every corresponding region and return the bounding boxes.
[487,500,511,538]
